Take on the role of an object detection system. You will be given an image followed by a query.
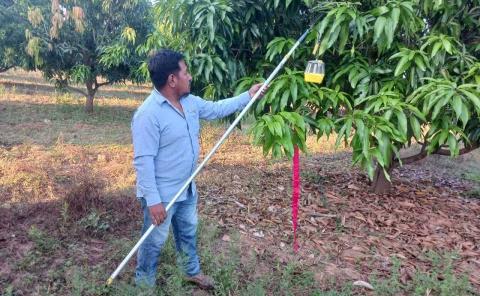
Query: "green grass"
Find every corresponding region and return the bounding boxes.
[0,92,137,146]
[464,171,480,199]
[26,230,474,296]
[4,192,476,295]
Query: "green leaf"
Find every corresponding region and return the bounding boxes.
[371,6,389,16]
[459,102,470,128]
[263,116,275,134]
[414,55,426,71]
[451,95,463,121]
[270,78,286,99]
[374,16,386,43]
[262,130,273,153]
[431,95,450,120]
[447,133,458,156]
[459,89,480,111]
[438,130,449,146]
[410,116,422,140]
[431,41,442,57]
[207,13,214,42]
[391,7,400,31]
[273,121,283,137]
[394,56,410,76]
[280,90,290,110]
[396,111,408,136]
[442,38,453,54]
[290,81,298,102]
[384,18,395,47]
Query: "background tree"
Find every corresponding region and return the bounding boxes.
[0,0,35,72]
[139,0,312,99]
[24,0,152,112]
[145,0,480,193]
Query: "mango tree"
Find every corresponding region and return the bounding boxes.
[23,0,152,112]
[143,0,480,193]
[247,0,480,193]
[140,0,312,99]
[0,0,36,72]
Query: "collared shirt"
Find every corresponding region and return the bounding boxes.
[131,89,251,206]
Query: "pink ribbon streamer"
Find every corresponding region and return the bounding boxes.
[292,145,300,252]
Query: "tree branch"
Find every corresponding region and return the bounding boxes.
[66,85,88,97]
[394,142,479,167]
[95,81,111,90]
[394,142,427,167]
[0,65,14,73]
[434,143,479,156]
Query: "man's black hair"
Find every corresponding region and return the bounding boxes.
[148,49,184,90]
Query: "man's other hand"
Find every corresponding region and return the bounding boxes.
[149,203,167,225]
[248,83,269,99]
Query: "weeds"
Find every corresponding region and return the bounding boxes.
[464,171,480,199]
[28,225,59,253]
[63,162,105,218]
[78,210,111,236]
[408,252,474,296]
[370,257,403,296]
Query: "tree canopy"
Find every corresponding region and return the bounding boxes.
[141,0,312,99]
[0,0,35,72]
[147,0,480,192]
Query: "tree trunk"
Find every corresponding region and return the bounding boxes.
[84,79,95,113]
[371,163,393,194]
[85,94,94,113]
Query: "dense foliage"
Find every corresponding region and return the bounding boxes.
[146,0,480,191]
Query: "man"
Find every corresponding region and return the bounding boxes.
[131,49,266,289]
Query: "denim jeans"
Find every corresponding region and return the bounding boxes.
[135,193,200,286]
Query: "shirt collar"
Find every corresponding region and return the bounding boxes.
[153,87,191,103]
[153,88,167,104]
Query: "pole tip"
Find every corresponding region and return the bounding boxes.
[106,278,113,286]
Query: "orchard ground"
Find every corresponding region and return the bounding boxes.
[1,69,479,295]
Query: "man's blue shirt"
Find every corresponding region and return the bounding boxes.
[131,89,251,206]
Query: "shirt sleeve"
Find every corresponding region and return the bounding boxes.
[131,112,162,206]
[193,91,251,120]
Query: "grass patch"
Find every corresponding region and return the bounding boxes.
[463,171,480,199]
[6,218,477,295]
[27,225,60,254]
[369,253,475,296]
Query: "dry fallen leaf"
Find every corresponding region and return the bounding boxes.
[353,280,374,290]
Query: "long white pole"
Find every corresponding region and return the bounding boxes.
[106,28,311,286]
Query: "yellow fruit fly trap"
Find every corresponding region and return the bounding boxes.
[304,60,325,84]
[304,37,325,84]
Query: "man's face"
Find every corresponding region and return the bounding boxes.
[173,60,192,97]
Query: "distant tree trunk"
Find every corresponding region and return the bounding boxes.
[85,79,96,113]
[85,93,94,113]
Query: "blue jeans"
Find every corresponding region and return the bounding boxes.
[135,194,200,286]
